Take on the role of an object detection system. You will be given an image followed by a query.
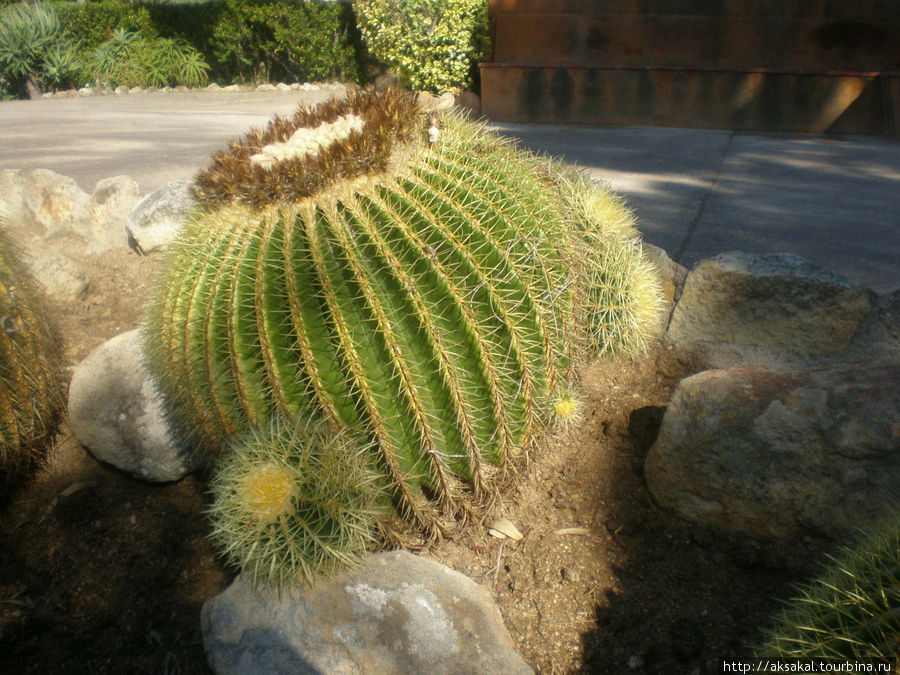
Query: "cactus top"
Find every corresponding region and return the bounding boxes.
[193,88,423,208]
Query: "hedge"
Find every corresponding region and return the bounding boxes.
[52,0,362,85]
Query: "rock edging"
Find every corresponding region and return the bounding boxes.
[647,248,899,541]
[40,81,345,100]
[1,169,195,303]
[645,361,900,539]
[201,550,533,674]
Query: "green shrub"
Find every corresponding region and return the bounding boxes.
[40,37,83,88]
[205,0,360,84]
[759,513,900,659]
[353,0,489,93]
[86,28,209,88]
[54,0,156,52]
[0,2,82,97]
[54,0,362,87]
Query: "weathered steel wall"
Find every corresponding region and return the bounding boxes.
[480,0,899,133]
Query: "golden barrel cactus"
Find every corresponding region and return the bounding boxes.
[144,87,664,584]
[0,229,64,494]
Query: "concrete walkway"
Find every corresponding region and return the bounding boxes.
[500,123,900,293]
[1,89,897,292]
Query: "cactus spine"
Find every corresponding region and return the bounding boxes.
[759,514,900,660]
[0,229,64,493]
[144,87,663,583]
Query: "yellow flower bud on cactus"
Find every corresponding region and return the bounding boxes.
[239,462,298,522]
[552,393,583,430]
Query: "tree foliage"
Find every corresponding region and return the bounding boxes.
[354,0,489,93]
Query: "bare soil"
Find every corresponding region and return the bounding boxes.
[0,242,832,674]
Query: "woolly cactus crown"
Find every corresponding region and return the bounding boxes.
[192,88,423,207]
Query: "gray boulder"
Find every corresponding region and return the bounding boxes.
[22,169,91,237]
[666,252,874,369]
[837,289,900,365]
[23,248,89,302]
[202,550,533,675]
[88,175,142,253]
[68,329,196,482]
[0,169,31,230]
[645,361,900,540]
[125,180,195,254]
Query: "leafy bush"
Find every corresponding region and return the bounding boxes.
[2,0,363,98]
[0,2,82,98]
[53,0,362,87]
[54,0,156,52]
[353,0,489,93]
[205,0,360,84]
[85,28,209,88]
[40,37,82,88]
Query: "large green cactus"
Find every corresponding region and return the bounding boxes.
[0,229,64,494]
[144,87,663,583]
[758,513,900,660]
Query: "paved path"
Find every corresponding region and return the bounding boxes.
[499,123,900,293]
[2,89,897,292]
[0,89,338,194]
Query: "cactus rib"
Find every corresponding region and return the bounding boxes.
[358,188,498,494]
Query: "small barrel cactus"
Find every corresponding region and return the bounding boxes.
[758,513,900,660]
[207,418,381,587]
[144,87,663,584]
[0,229,64,494]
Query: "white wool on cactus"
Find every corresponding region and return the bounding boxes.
[250,113,365,170]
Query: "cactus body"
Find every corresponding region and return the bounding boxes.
[0,230,64,493]
[144,88,663,580]
[759,514,900,660]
